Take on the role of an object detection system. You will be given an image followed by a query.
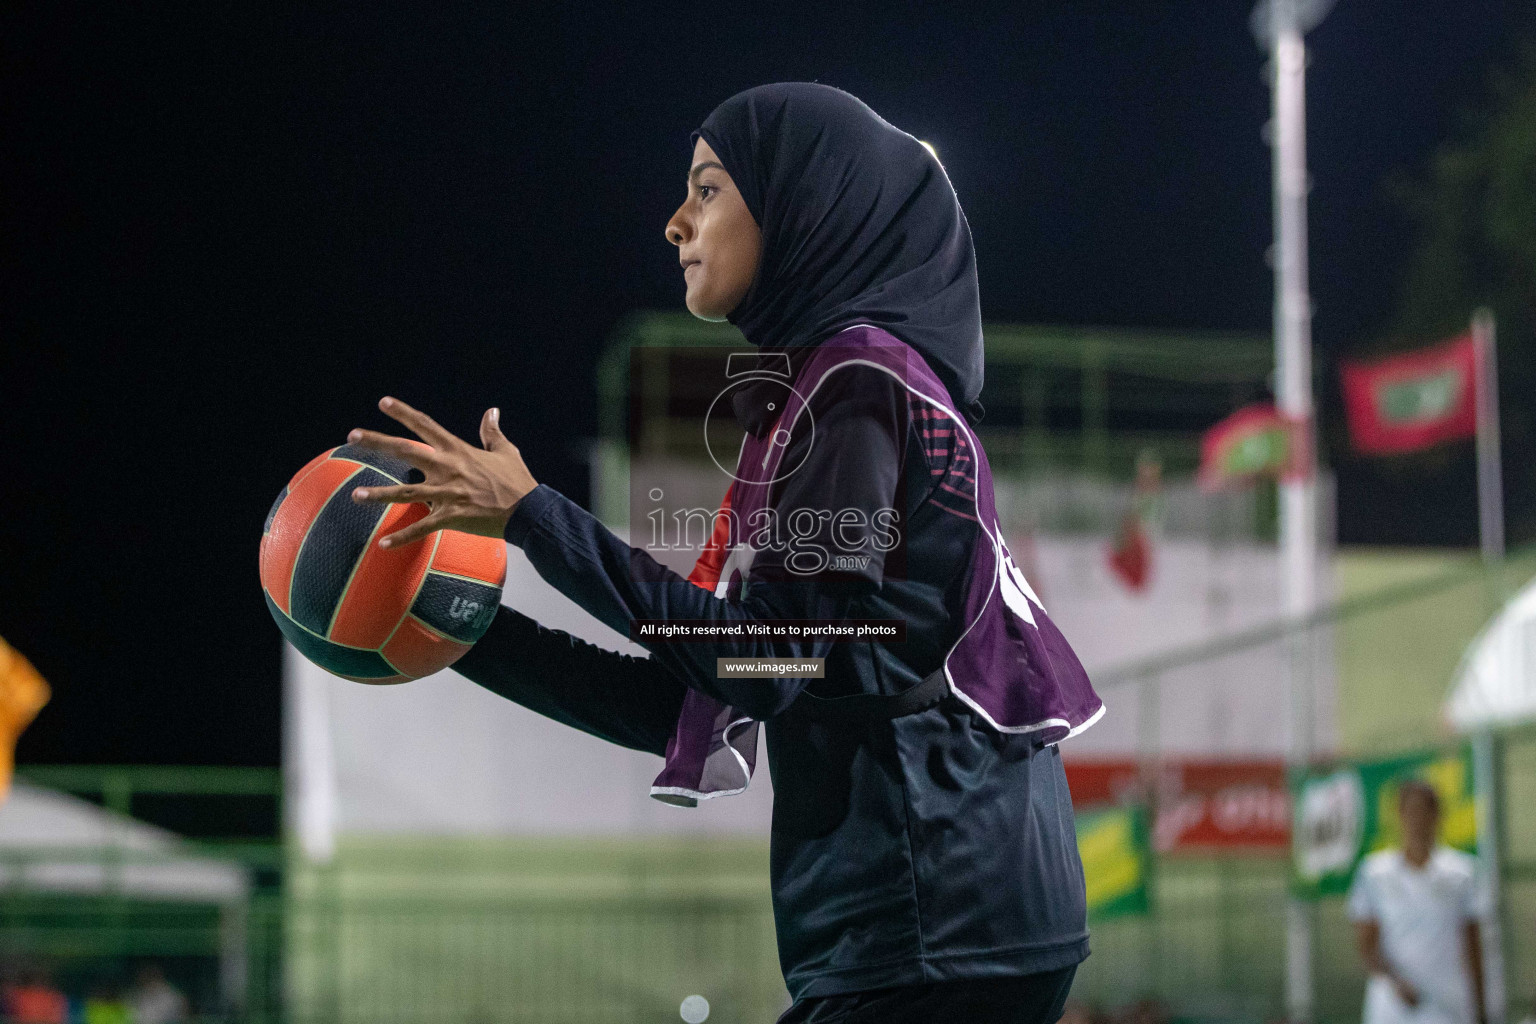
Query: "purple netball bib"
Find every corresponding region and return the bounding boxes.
[650,325,1105,806]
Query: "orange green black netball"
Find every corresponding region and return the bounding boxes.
[259,443,506,683]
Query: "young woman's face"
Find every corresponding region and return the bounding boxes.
[666,137,761,321]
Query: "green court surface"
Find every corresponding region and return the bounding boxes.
[1334,547,1536,755]
[284,837,787,1024]
[276,551,1536,1024]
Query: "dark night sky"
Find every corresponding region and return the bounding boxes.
[3,2,1532,767]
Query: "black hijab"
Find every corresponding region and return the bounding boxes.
[695,82,988,434]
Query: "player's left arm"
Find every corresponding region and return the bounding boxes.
[347,374,905,720]
[454,604,686,756]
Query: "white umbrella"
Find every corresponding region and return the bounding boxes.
[1446,578,1536,731]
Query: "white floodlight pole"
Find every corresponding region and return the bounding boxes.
[1471,304,1508,1024]
[1275,27,1318,1024]
[1269,22,1317,625]
[1253,1,1334,1020]
[1473,308,1504,565]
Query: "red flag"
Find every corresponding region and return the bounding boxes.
[1107,514,1151,592]
[1340,333,1477,454]
[1106,451,1163,593]
[1197,404,1307,492]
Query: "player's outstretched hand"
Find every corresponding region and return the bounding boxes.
[348,396,539,549]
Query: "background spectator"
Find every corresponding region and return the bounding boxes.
[127,964,188,1024]
[1348,779,1487,1024]
[1,965,68,1024]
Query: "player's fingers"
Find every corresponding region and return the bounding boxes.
[350,482,449,505]
[346,429,441,468]
[377,509,447,550]
[377,396,459,449]
[479,407,510,452]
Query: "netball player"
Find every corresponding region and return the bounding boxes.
[349,82,1103,1023]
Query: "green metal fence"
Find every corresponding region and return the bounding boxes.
[592,311,1276,530]
[0,766,284,1021]
[1492,722,1536,1024]
[5,551,1536,1022]
[281,838,787,1024]
[284,887,782,1023]
[1074,855,1290,1022]
[1068,549,1536,1024]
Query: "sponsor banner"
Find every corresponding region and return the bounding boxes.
[1065,759,1291,853]
[1077,803,1150,920]
[1065,761,1143,806]
[1151,761,1291,852]
[1290,744,1476,898]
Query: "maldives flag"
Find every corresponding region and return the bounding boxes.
[1198,404,1306,491]
[1340,333,1477,454]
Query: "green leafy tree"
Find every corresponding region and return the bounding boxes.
[1386,41,1536,540]
[1394,44,1536,335]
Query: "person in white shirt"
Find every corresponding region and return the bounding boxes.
[1346,779,1487,1024]
[127,963,189,1024]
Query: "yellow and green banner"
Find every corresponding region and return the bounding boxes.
[1076,803,1150,919]
[1290,743,1476,898]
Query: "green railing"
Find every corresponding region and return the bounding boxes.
[1069,548,1536,1024]
[1,766,284,1020]
[5,551,1536,1022]
[596,310,1273,484]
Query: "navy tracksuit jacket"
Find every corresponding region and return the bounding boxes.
[453,363,1090,1006]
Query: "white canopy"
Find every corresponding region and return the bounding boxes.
[1446,576,1536,731]
[0,781,248,903]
